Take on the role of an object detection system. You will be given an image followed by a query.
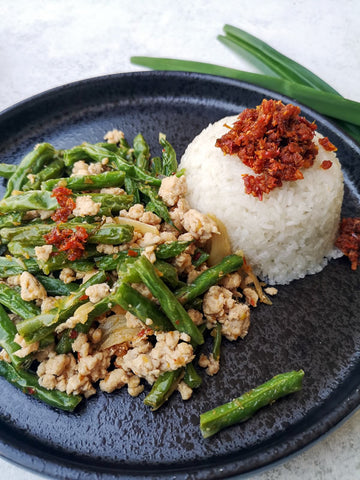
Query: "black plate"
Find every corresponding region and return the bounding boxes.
[0,72,359,480]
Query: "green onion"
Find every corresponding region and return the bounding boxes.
[219,25,360,144]
[131,57,360,127]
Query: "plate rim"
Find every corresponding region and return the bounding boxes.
[0,70,359,480]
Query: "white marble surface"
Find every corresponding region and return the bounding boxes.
[0,1,359,478]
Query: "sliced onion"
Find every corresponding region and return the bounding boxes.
[99,314,141,350]
[115,216,159,235]
[207,214,232,266]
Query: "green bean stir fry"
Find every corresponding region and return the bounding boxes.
[0,128,301,437]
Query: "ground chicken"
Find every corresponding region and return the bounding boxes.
[264,287,278,296]
[71,160,90,176]
[100,187,125,195]
[141,246,157,264]
[140,211,162,226]
[119,332,194,384]
[99,367,130,393]
[203,285,250,341]
[41,296,64,313]
[137,232,162,248]
[158,175,187,207]
[243,287,259,307]
[73,195,101,217]
[19,272,47,302]
[6,275,20,287]
[220,272,242,290]
[177,381,193,400]
[170,198,190,230]
[123,204,145,220]
[182,209,219,243]
[172,252,193,275]
[84,283,110,303]
[14,333,39,358]
[125,311,144,329]
[104,129,124,144]
[187,308,204,325]
[88,163,104,175]
[34,245,53,262]
[96,244,120,254]
[59,268,76,284]
[198,353,220,376]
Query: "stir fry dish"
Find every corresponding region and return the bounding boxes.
[0,129,278,417]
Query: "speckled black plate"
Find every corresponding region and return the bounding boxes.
[0,72,359,480]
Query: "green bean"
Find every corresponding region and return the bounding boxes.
[16,271,106,343]
[7,242,35,257]
[42,170,126,192]
[0,222,134,246]
[175,253,243,305]
[55,293,116,354]
[133,256,204,345]
[0,163,17,179]
[0,190,133,214]
[200,370,305,438]
[4,143,56,198]
[213,322,222,362]
[154,259,180,289]
[192,248,210,268]
[35,275,78,296]
[150,156,162,176]
[0,283,40,319]
[184,362,202,389]
[0,191,58,213]
[0,304,25,368]
[64,143,161,186]
[113,283,173,332]
[143,369,184,410]
[138,183,173,226]
[133,133,150,171]
[0,360,82,411]
[156,241,192,259]
[22,158,65,191]
[124,177,140,204]
[0,213,23,228]
[89,193,134,214]
[159,134,177,176]
[36,248,97,275]
[0,256,39,276]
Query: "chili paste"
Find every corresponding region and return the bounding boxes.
[335,217,360,270]
[215,99,335,200]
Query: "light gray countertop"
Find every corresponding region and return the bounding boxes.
[1,1,359,478]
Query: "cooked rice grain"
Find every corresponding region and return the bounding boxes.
[180,116,344,284]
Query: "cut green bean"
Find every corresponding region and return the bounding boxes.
[200,370,304,438]
[138,183,173,226]
[156,241,192,260]
[0,163,17,179]
[0,213,23,228]
[0,256,39,276]
[159,133,177,176]
[0,222,134,246]
[0,283,40,319]
[0,304,25,368]
[4,143,56,198]
[35,275,78,296]
[133,256,204,345]
[42,170,126,191]
[17,271,106,343]
[175,253,243,305]
[113,282,173,332]
[143,369,184,410]
[22,158,65,191]
[184,362,202,389]
[0,360,82,411]
[212,322,222,362]
[133,133,150,171]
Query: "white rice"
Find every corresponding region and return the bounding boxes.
[180,116,344,284]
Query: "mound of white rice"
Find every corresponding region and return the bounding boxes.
[180,116,344,284]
